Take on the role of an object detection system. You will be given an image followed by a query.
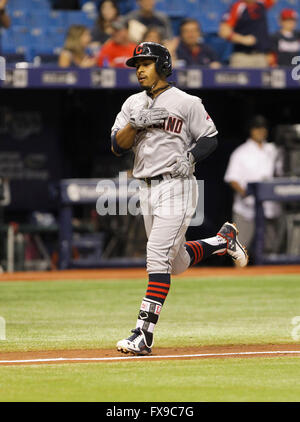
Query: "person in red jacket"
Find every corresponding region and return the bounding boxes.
[97,19,136,68]
[219,0,277,68]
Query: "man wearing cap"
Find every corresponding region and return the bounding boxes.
[219,0,277,68]
[270,9,300,66]
[224,115,282,253]
[97,19,136,68]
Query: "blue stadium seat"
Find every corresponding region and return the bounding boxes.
[183,0,231,16]
[195,10,224,34]
[7,0,50,12]
[156,0,186,18]
[1,30,18,54]
[30,29,55,55]
[204,32,233,63]
[278,0,300,9]
[66,11,90,26]
[118,0,137,15]
[183,0,229,33]
[2,27,31,57]
[47,28,66,48]
[8,0,28,10]
[268,11,279,34]
[10,9,28,26]
[28,11,69,30]
[48,10,67,27]
[82,12,96,28]
[28,11,51,28]
[30,0,51,9]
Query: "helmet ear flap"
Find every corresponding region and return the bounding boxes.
[163,60,172,76]
[156,57,172,77]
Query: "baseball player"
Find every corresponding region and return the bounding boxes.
[112,42,248,356]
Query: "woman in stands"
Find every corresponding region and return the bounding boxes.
[58,25,97,67]
[91,0,120,45]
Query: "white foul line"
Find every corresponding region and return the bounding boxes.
[0,350,299,365]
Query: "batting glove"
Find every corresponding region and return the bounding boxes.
[172,152,195,178]
[130,107,169,129]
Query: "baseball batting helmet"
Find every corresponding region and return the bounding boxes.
[126,42,172,77]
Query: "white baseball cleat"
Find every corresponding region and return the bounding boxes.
[217,222,249,268]
[117,328,152,356]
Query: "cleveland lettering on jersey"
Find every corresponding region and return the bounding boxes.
[150,116,184,133]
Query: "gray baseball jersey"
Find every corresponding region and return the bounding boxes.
[111,86,218,178]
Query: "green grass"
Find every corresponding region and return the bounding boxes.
[0,357,300,402]
[0,274,300,402]
[0,274,300,352]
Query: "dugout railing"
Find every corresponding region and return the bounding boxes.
[248,178,300,265]
[58,178,146,269]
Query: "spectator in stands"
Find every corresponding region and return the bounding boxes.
[91,0,120,45]
[224,115,282,255]
[219,0,277,68]
[124,0,173,43]
[270,9,300,67]
[97,18,136,68]
[176,18,221,68]
[141,26,178,65]
[142,26,163,44]
[0,0,11,31]
[59,25,97,67]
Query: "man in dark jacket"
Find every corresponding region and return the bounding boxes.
[176,18,221,68]
[219,0,276,68]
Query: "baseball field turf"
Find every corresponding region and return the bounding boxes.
[0,269,300,402]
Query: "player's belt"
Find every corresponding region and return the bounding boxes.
[140,174,172,187]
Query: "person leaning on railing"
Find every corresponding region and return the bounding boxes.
[218,0,277,68]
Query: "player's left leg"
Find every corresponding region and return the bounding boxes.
[117,177,197,355]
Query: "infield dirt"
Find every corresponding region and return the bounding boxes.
[0,344,300,366]
[0,265,300,282]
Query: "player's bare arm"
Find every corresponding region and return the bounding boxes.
[219,22,257,46]
[114,124,137,151]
